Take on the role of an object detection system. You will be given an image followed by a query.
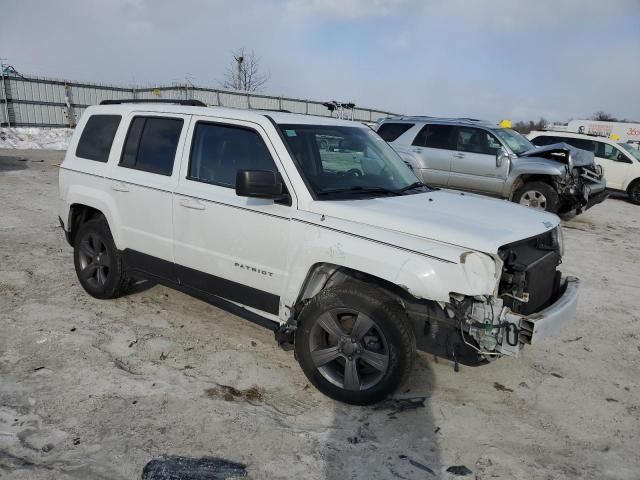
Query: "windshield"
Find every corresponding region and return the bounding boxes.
[493,128,535,155]
[619,143,640,162]
[279,124,425,199]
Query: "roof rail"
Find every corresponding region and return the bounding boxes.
[384,115,488,123]
[99,99,207,107]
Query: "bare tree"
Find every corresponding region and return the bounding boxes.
[220,48,270,92]
[513,117,547,135]
[592,111,618,122]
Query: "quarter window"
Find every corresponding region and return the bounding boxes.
[412,124,456,150]
[120,117,183,176]
[76,115,121,162]
[376,123,414,142]
[188,122,277,187]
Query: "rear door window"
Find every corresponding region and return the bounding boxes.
[564,138,596,152]
[188,122,277,187]
[376,123,414,142]
[120,117,183,176]
[531,135,564,146]
[413,124,456,149]
[76,114,121,162]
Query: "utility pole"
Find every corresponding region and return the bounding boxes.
[0,57,10,128]
[234,54,244,90]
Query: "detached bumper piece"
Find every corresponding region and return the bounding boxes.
[505,276,580,345]
[58,215,72,245]
[584,189,609,211]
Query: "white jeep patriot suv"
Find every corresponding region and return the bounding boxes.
[59,100,580,405]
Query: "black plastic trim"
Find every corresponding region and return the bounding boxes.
[123,249,280,316]
[264,115,319,201]
[101,99,206,106]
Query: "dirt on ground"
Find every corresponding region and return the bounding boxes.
[0,149,639,480]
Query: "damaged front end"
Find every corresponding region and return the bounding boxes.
[521,143,608,214]
[406,228,579,366]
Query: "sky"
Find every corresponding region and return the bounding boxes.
[2,0,639,122]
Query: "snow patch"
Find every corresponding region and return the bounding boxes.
[0,127,72,150]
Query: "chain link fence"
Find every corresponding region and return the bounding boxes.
[0,72,398,128]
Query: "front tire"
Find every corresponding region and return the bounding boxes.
[73,217,129,299]
[627,180,640,205]
[295,283,416,405]
[513,181,560,213]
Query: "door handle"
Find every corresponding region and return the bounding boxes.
[411,148,423,153]
[453,153,465,159]
[179,198,205,211]
[111,182,129,192]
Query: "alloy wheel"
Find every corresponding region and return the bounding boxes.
[77,233,110,289]
[520,190,548,210]
[309,308,390,391]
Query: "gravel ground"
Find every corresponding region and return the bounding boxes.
[1,149,639,480]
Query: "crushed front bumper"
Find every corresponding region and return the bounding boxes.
[504,276,580,345]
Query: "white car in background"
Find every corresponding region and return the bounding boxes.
[528,131,640,205]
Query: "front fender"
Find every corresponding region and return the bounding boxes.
[282,217,500,318]
[503,159,566,197]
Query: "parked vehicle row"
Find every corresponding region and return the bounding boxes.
[528,131,640,205]
[59,100,579,404]
[376,116,608,215]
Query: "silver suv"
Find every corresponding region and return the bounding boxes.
[377,117,608,215]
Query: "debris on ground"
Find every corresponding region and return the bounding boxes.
[446,465,473,476]
[493,382,513,393]
[372,397,426,416]
[205,384,265,403]
[141,455,247,479]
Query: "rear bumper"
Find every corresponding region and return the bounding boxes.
[504,276,580,345]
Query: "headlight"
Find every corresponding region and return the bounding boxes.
[551,226,565,257]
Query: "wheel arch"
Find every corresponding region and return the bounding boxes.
[508,173,557,200]
[293,262,414,317]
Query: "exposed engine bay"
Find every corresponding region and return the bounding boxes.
[406,229,566,366]
[520,143,608,213]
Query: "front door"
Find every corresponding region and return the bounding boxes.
[448,126,508,195]
[592,140,632,191]
[172,117,293,317]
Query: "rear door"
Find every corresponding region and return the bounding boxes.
[448,126,507,195]
[106,112,190,280]
[172,116,293,318]
[409,124,456,186]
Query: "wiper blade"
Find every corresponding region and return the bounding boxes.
[317,186,401,197]
[397,181,427,193]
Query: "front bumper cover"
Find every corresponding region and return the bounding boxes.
[504,276,580,345]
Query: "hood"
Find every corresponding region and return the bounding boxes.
[519,142,595,167]
[308,189,559,255]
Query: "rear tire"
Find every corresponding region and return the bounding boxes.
[73,217,129,299]
[627,180,640,205]
[295,282,415,405]
[513,181,560,213]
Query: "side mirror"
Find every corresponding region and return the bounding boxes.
[236,169,288,201]
[496,147,510,167]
